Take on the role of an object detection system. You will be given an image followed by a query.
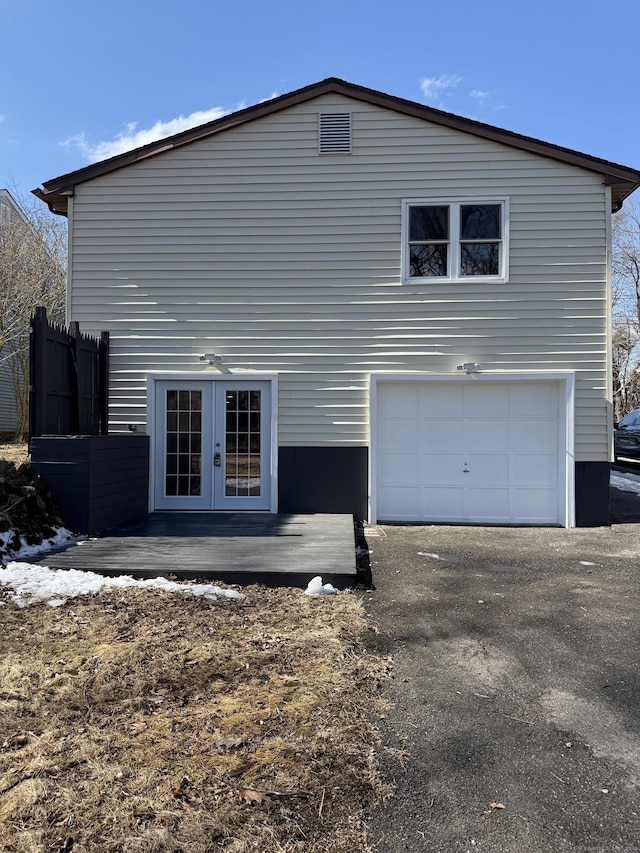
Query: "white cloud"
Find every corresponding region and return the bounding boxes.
[63,105,233,164]
[420,74,463,101]
[470,89,489,103]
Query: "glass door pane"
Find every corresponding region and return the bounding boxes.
[165,389,202,497]
[224,389,261,497]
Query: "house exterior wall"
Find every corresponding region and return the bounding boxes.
[66,93,612,469]
[0,352,16,432]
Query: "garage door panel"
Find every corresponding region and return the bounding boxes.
[375,380,565,526]
[465,454,509,485]
[424,420,464,451]
[378,487,420,519]
[464,419,509,451]
[512,488,558,522]
[421,453,465,485]
[379,418,421,449]
[379,452,420,485]
[509,382,558,417]
[378,385,419,417]
[509,419,558,452]
[419,385,464,417]
[464,385,509,417]
[512,455,557,487]
[421,487,464,519]
[465,488,511,520]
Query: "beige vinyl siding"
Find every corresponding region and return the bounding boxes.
[0,353,16,432]
[68,93,611,459]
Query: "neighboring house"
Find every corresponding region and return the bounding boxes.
[0,358,15,433]
[34,78,640,527]
[0,189,29,434]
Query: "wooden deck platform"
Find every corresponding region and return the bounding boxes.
[28,513,358,589]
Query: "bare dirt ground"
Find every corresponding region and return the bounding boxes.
[0,584,390,852]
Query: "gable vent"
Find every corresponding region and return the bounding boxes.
[319,113,352,154]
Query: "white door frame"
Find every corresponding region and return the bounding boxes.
[369,372,575,527]
[147,373,278,512]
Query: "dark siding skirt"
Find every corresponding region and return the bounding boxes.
[278,449,610,527]
[278,447,368,519]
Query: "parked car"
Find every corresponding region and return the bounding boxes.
[614,408,640,459]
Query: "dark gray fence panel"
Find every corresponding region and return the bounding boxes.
[29,307,109,438]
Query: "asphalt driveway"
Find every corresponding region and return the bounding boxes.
[364,473,640,853]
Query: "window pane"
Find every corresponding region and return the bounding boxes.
[410,244,447,277]
[461,205,501,239]
[164,385,202,501]
[409,206,449,241]
[460,243,500,276]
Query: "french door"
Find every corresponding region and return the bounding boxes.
[154,380,272,510]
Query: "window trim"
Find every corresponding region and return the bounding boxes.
[402,197,510,284]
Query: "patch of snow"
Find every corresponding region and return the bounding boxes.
[0,526,82,564]
[611,471,640,494]
[418,552,446,560]
[304,576,338,596]
[0,562,245,608]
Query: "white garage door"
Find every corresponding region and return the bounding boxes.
[374,380,566,525]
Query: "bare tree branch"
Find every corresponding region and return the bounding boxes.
[0,190,66,439]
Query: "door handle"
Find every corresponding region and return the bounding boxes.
[214,452,221,467]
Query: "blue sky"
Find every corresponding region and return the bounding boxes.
[2,0,639,202]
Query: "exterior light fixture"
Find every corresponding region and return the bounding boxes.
[199,353,222,365]
[456,362,480,374]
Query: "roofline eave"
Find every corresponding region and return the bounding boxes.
[31,78,640,215]
[32,187,70,217]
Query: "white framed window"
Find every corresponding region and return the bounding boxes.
[402,198,509,283]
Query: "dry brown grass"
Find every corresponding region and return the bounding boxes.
[0,583,390,852]
[0,441,29,468]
